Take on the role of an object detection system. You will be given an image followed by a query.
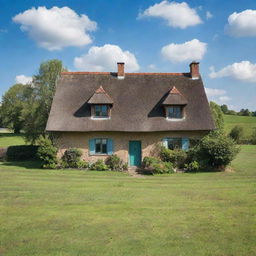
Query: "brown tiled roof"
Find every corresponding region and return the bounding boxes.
[162,86,188,105]
[88,86,113,104]
[46,72,215,132]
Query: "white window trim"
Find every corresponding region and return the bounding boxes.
[166,117,185,121]
[91,117,111,120]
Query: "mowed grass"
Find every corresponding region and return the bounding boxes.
[0,146,255,256]
[0,133,26,147]
[224,114,256,139]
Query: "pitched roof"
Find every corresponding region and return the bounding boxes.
[87,86,113,104]
[46,72,215,132]
[162,86,188,105]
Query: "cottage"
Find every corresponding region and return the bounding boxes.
[46,62,214,166]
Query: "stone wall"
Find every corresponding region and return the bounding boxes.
[55,131,208,164]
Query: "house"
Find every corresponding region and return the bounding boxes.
[46,62,214,166]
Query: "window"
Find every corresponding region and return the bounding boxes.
[163,138,189,150]
[167,106,183,119]
[167,138,182,150]
[95,138,107,154]
[94,105,108,117]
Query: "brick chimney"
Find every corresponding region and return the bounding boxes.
[117,62,125,79]
[190,61,200,79]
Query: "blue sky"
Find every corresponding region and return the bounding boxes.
[0,0,256,111]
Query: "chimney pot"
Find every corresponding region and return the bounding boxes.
[117,62,125,79]
[190,61,200,79]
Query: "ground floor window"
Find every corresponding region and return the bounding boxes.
[95,138,107,154]
[89,138,113,155]
[163,137,189,150]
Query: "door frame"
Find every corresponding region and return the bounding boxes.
[128,140,142,166]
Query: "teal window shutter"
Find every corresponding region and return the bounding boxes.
[89,139,95,155]
[182,138,189,150]
[107,139,113,155]
[162,138,168,148]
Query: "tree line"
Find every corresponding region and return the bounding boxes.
[0,59,66,143]
[220,104,256,117]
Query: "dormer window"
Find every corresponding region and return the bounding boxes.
[95,105,108,117]
[167,106,183,119]
[88,86,113,120]
[162,86,187,121]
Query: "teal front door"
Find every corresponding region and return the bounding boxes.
[129,141,142,166]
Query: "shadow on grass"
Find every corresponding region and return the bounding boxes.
[1,160,42,170]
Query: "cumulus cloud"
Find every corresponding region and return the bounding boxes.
[206,11,213,20]
[139,1,202,29]
[219,96,231,102]
[74,44,140,72]
[15,75,33,84]
[205,88,226,97]
[209,61,256,83]
[226,9,256,37]
[161,39,207,62]
[205,88,231,103]
[13,6,97,50]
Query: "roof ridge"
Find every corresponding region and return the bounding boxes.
[169,86,181,94]
[61,72,190,76]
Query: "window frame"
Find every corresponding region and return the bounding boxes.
[95,138,108,155]
[91,104,111,119]
[165,105,185,120]
[167,138,182,150]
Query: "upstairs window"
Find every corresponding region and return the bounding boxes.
[95,138,107,154]
[167,106,183,119]
[94,105,108,118]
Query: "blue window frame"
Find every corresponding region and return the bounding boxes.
[89,138,113,155]
[95,105,108,117]
[163,138,189,150]
[167,106,182,119]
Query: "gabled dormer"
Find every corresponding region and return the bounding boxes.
[88,86,113,119]
[162,86,188,120]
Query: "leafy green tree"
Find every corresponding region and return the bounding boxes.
[209,101,224,131]
[22,59,66,143]
[1,84,29,133]
[229,125,244,143]
[220,104,229,114]
[238,108,251,116]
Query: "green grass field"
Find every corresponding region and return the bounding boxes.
[0,133,26,147]
[0,145,255,256]
[224,115,256,139]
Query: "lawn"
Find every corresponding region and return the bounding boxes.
[0,133,26,147]
[0,145,255,256]
[224,115,256,139]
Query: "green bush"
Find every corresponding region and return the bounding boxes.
[196,132,239,170]
[90,159,109,171]
[7,145,39,161]
[142,156,174,174]
[159,147,187,168]
[61,148,86,168]
[184,161,200,172]
[229,125,244,143]
[37,135,58,169]
[251,129,256,145]
[105,154,127,171]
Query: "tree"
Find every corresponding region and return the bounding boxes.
[229,125,244,143]
[1,84,29,133]
[22,59,66,143]
[238,108,251,116]
[220,104,228,114]
[209,101,224,131]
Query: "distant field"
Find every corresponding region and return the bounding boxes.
[0,133,26,147]
[224,115,256,139]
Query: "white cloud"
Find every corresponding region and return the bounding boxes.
[148,64,156,70]
[206,11,213,20]
[209,61,256,83]
[15,75,33,85]
[161,39,207,62]
[226,9,256,37]
[74,44,140,72]
[205,87,231,104]
[13,6,97,50]
[219,96,231,102]
[139,1,202,29]
[205,88,226,97]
